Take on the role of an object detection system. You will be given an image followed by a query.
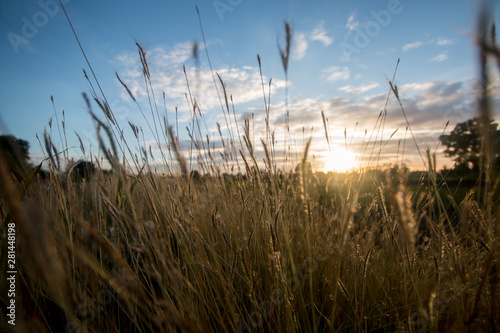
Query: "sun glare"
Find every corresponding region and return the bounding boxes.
[323,149,358,173]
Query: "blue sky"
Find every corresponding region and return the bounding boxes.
[1,0,499,173]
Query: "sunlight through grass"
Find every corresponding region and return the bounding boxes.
[322,148,358,173]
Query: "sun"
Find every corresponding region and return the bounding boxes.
[323,149,358,173]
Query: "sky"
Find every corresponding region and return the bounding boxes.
[1,0,499,174]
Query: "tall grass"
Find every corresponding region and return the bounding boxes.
[1,6,500,333]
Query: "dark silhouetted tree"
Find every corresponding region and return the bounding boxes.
[439,117,500,173]
[0,135,31,181]
[69,160,96,182]
[190,169,202,182]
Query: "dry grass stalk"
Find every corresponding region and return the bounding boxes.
[168,126,188,178]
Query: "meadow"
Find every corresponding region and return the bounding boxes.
[1,9,500,333]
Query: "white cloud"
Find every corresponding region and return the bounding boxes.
[402,41,423,51]
[436,37,453,46]
[320,79,475,170]
[338,83,380,94]
[152,42,193,67]
[323,66,350,81]
[430,53,447,62]
[399,82,436,93]
[112,43,477,172]
[310,21,333,46]
[114,42,287,122]
[398,81,469,111]
[292,22,333,60]
[293,32,309,60]
[346,12,359,33]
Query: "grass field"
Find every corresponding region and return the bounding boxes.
[1,8,500,333]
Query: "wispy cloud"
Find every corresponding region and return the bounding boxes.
[402,41,423,51]
[324,80,474,169]
[323,66,350,81]
[115,42,287,120]
[338,83,380,94]
[430,53,447,62]
[436,37,453,46]
[260,79,475,170]
[310,21,333,46]
[293,21,333,59]
[346,11,359,34]
[293,32,309,60]
[401,38,453,53]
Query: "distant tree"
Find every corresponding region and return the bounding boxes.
[439,117,500,173]
[295,161,312,175]
[0,135,31,180]
[294,161,313,187]
[69,160,96,182]
[190,169,202,182]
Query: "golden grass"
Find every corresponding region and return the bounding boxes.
[2,150,499,332]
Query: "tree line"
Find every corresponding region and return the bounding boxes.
[1,117,499,181]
